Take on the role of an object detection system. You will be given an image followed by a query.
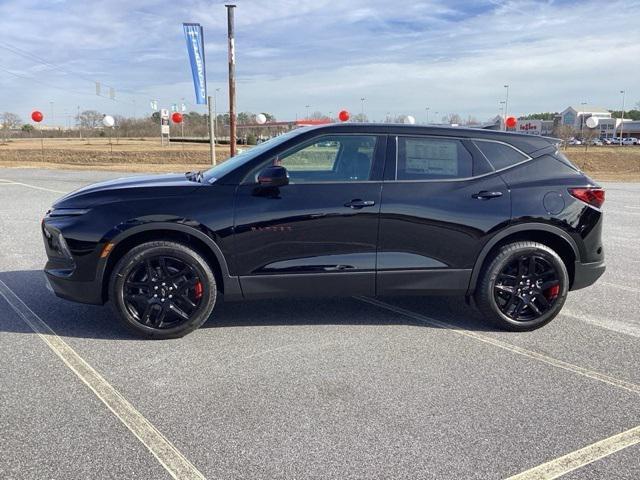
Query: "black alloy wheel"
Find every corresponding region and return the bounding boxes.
[123,255,204,329]
[494,254,560,321]
[110,241,217,338]
[475,241,569,331]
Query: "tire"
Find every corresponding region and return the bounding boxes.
[475,241,569,331]
[109,241,217,339]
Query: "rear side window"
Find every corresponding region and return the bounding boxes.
[397,137,472,180]
[474,140,528,171]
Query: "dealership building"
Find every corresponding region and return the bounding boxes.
[511,105,639,139]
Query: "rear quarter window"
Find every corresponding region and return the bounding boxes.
[474,140,528,171]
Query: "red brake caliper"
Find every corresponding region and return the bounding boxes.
[545,284,560,300]
[194,281,203,300]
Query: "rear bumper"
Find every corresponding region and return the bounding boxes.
[45,270,104,305]
[571,260,605,291]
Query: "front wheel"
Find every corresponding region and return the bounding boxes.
[109,241,217,339]
[475,241,569,331]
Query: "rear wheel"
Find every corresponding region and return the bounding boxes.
[475,241,568,331]
[109,241,217,339]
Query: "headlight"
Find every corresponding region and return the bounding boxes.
[48,208,91,217]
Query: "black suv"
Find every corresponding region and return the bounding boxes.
[42,123,605,338]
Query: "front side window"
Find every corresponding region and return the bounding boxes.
[396,137,472,180]
[252,135,377,183]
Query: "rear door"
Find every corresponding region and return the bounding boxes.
[233,133,386,298]
[377,135,511,295]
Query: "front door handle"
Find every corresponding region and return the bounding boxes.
[472,191,503,200]
[344,199,376,209]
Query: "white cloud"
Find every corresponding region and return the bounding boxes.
[0,0,638,122]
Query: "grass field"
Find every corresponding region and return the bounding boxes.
[0,137,639,180]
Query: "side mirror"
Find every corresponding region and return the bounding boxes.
[257,165,289,187]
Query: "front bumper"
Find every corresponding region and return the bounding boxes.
[44,271,104,305]
[571,260,606,291]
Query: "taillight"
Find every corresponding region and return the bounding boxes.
[568,187,605,209]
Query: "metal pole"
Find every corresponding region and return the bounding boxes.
[360,97,365,121]
[208,95,216,165]
[226,4,237,157]
[503,84,509,130]
[77,105,82,139]
[619,90,625,146]
[425,107,430,124]
[580,102,587,141]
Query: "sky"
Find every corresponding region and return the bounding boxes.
[0,0,638,126]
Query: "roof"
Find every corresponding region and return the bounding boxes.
[564,105,610,114]
[301,122,556,154]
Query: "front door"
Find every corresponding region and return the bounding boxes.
[233,134,385,299]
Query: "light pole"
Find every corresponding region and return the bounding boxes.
[425,107,430,124]
[50,101,54,128]
[580,101,587,141]
[434,112,439,124]
[619,90,626,145]
[305,105,311,119]
[503,84,509,130]
[360,97,366,122]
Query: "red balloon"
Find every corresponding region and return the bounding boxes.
[171,112,183,123]
[338,110,350,122]
[31,111,43,123]
[505,116,517,128]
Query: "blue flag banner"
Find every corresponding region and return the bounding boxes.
[183,23,207,104]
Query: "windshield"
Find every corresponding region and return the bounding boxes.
[202,129,306,183]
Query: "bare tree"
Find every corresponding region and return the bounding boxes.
[76,110,103,129]
[443,113,462,125]
[1,112,22,142]
[554,124,575,147]
[351,113,368,123]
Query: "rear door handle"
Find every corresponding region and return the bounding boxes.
[472,191,503,200]
[344,199,376,209]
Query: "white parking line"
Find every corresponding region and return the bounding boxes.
[561,310,640,338]
[0,178,66,194]
[0,280,206,480]
[506,424,640,480]
[600,281,640,295]
[356,297,640,395]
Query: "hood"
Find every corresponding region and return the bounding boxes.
[53,173,203,208]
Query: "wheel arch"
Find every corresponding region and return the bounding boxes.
[99,223,241,303]
[467,223,579,295]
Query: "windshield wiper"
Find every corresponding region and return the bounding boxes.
[185,170,204,183]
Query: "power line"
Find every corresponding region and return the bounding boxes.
[0,40,153,107]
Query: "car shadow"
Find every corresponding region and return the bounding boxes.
[0,269,496,340]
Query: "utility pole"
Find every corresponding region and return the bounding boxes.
[360,97,366,122]
[208,95,216,165]
[226,4,237,157]
[619,90,626,146]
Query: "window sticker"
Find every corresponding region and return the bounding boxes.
[405,139,458,176]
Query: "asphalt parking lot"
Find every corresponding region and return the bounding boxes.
[1,168,639,479]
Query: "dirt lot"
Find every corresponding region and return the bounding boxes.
[1,137,639,180]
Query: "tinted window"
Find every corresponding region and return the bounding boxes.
[251,135,377,183]
[397,137,472,180]
[474,140,528,171]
